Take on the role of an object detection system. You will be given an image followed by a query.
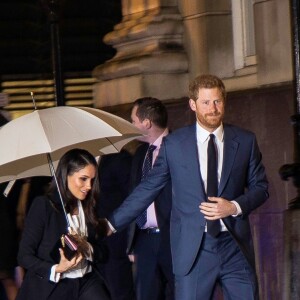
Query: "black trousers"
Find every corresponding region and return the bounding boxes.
[134,231,174,300]
[49,271,111,300]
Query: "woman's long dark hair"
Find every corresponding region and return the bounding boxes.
[49,148,100,229]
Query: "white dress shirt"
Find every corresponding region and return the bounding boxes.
[50,200,93,282]
[141,128,169,229]
[196,123,241,232]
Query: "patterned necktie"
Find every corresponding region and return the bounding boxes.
[206,134,221,237]
[136,144,157,228]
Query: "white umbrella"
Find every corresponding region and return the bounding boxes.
[0,106,142,184]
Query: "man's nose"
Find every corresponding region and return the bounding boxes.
[208,101,217,110]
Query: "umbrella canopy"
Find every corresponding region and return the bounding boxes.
[0,106,142,184]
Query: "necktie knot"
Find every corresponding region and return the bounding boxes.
[148,144,157,153]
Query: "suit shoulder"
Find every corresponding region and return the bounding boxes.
[133,142,149,156]
[165,125,194,142]
[29,195,53,211]
[224,124,256,139]
[131,142,149,168]
[25,195,54,223]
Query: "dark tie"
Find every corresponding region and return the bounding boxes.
[206,134,221,237]
[136,144,157,228]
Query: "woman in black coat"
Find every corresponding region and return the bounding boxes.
[17,148,110,300]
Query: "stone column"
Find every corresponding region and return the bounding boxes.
[93,0,188,108]
[253,0,292,85]
[178,0,234,81]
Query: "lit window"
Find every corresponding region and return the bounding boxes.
[231,0,257,70]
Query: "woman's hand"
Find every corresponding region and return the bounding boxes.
[55,248,83,274]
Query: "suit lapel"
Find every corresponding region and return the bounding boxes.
[181,125,206,196]
[135,143,149,182]
[218,125,239,195]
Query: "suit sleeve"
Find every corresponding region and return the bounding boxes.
[18,197,54,278]
[234,135,269,216]
[109,139,170,231]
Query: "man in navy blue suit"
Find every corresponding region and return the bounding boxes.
[107,74,269,300]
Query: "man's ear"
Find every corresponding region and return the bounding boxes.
[189,99,196,112]
[143,118,152,129]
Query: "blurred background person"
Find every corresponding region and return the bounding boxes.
[97,148,135,300]
[128,97,174,300]
[0,94,22,300]
[0,182,23,300]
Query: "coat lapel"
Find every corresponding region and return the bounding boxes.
[218,125,239,195]
[181,125,206,197]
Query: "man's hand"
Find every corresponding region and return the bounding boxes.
[128,254,135,263]
[107,226,113,236]
[199,197,237,220]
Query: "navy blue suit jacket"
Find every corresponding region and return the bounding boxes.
[127,142,172,254]
[109,124,269,276]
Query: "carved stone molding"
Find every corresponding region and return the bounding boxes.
[93,0,188,107]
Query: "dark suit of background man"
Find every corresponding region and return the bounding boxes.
[128,97,174,300]
[97,149,135,300]
[107,74,269,300]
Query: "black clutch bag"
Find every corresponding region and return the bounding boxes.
[61,233,78,260]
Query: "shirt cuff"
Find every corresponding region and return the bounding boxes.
[231,201,242,217]
[106,219,117,233]
[50,265,61,283]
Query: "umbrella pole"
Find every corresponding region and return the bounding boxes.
[47,153,71,230]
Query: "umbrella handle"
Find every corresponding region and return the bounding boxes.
[47,153,71,229]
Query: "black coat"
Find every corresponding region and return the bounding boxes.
[17,193,107,300]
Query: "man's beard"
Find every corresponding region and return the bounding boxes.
[199,113,223,129]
